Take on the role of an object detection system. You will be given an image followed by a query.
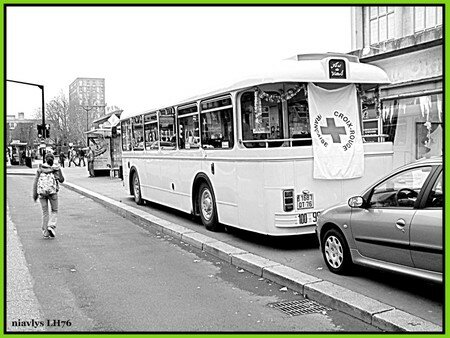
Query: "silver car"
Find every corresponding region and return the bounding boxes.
[317,157,442,283]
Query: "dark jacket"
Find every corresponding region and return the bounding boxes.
[33,163,65,200]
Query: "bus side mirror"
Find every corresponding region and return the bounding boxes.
[348,196,365,208]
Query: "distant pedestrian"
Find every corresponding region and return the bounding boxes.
[79,148,86,167]
[32,153,65,238]
[59,151,66,168]
[68,148,78,167]
[87,146,95,177]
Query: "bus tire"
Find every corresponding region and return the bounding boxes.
[321,228,352,274]
[132,171,144,205]
[198,182,222,232]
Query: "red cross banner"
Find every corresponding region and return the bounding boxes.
[307,83,364,179]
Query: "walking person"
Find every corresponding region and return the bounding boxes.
[59,151,66,168]
[79,148,86,167]
[87,146,95,177]
[68,148,77,167]
[32,153,65,238]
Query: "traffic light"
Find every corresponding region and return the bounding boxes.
[45,124,50,138]
[37,124,43,138]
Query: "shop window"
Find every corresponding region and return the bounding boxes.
[144,112,158,150]
[382,93,443,164]
[201,97,234,149]
[178,104,200,150]
[121,119,133,151]
[240,91,283,148]
[131,116,144,151]
[158,108,176,150]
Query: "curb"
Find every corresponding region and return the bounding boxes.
[57,180,442,332]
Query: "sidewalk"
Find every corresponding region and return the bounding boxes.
[6,166,442,332]
[6,205,45,332]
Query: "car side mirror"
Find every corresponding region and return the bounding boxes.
[348,196,365,208]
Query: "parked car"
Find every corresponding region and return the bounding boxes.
[316,157,442,283]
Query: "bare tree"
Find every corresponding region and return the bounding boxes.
[45,91,86,145]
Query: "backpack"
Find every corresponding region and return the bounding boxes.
[37,171,57,196]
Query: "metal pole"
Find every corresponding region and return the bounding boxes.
[39,85,45,131]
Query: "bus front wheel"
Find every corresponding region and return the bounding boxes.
[132,172,144,205]
[198,182,221,232]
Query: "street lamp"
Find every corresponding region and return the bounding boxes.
[82,104,106,132]
[7,79,45,137]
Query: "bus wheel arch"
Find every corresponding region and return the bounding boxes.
[192,174,222,232]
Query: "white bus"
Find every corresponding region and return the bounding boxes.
[120,53,393,236]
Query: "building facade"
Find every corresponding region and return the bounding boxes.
[6,112,40,145]
[69,77,106,131]
[350,6,443,168]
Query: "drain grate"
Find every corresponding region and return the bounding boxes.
[268,299,331,316]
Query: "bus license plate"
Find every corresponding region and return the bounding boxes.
[298,211,321,225]
[297,193,314,210]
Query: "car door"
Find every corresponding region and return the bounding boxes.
[410,169,443,272]
[350,165,433,267]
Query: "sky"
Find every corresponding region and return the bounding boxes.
[6,6,352,119]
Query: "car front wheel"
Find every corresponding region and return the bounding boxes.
[322,228,352,274]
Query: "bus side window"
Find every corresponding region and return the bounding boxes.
[144,112,158,150]
[240,91,284,148]
[121,120,133,151]
[178,104,200,150]
[158,108,176,150]
[200,97,234,150]
[132,116,144,151]
[287,86,311,146]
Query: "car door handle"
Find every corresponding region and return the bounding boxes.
[395,218,406,232]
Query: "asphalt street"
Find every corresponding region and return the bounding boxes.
[56,168,443,327]
[6,175,378,332]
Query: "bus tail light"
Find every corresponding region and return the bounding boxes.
[283,189,294,212]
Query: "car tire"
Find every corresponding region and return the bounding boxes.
[133,172,144,205]
[198,182,222,232]
[322,228,352,274]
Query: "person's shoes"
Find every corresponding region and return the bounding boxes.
[48,227,56,238]
[42,229,50,239]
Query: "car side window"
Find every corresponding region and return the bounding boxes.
[425,172,443,208]
[369,166,432,209]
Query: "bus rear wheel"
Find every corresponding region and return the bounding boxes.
[132,172,144,205]
[198,182,222,232]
